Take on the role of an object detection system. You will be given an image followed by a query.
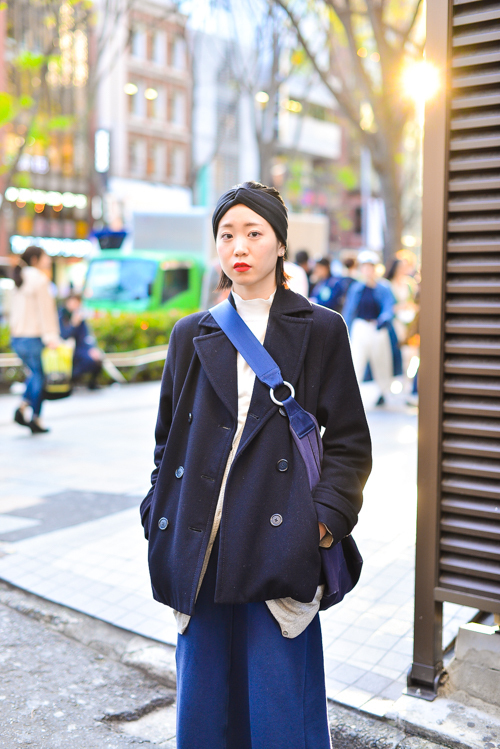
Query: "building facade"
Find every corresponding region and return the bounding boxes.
[0,0,94,265]
[96,0,192,229]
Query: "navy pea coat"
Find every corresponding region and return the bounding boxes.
[140,286,372,616]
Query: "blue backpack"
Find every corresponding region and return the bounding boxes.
[210,297,363,610]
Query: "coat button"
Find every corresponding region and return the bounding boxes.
[277,459,288,472]
[175,466,184,478]
[188,413,193,423]
[158,517,169,530]
[270,514,283,527]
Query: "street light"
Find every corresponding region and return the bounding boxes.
[255,91,269,105]
[145,88,158,100]
[401,61,440,104]
[124,83,138,95]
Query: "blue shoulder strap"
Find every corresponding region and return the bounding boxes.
[209,297,315,438]
[209,298,283,390]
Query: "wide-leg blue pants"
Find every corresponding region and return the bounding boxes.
[175,535,332,749]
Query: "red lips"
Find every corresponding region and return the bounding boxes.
[234,263,251,272]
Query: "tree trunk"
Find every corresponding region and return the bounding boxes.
[378,166,403,263]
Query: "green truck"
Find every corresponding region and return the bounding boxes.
[83,211,214,313]
[83,250,205,313]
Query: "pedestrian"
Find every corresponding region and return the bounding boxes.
[385,258,418,345]
[327,256,358,313]
[342,249,397,406]
[141,180,372,749]
[283,258,309,297]
[59,293,103,390]
[9,245,61,433]
[309,257,338,308]
[294,248,313,294]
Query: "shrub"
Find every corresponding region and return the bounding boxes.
[89,309,191,382]
[0,309,193,384]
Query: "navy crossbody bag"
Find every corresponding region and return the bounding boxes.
[210,297,363,611]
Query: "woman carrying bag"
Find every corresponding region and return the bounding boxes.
[10,245,61,434]
[141,181,372,748]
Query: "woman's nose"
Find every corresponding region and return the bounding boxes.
[234,240,248,255]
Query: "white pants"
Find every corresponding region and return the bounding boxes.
[350,318,392,397]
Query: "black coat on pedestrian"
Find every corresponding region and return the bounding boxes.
[140,285,372,615]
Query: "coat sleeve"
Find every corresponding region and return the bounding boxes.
[312,312,372,542]
[140,324,177,538]
[376,283,396,329]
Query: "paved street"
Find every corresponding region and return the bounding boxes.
[0,381,474,718]
[0,580,176,749]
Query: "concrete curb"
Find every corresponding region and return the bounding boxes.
[0,580,467,749]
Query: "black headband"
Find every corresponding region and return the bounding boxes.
[212,186,288,246]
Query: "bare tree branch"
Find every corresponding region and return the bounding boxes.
[273,0,367,138]
[401,0,424,47]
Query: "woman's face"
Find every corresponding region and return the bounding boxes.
[216,204,284,299]
[32,252,51,271]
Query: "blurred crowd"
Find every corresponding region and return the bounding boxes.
[6,242,420,435]
[287,248,420,408]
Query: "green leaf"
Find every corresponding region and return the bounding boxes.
[0,92,15,126]
[19,95,34,109]
[14,50,45,71]
[336,165,358,190]
[48,115,74,131]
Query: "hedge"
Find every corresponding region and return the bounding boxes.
[0,308,193,384]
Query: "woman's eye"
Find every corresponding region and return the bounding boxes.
[221,233,232,240]
[249,231,261,238]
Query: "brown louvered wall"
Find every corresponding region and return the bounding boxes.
[440,0,500,604]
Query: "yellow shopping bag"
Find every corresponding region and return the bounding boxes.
[41,344,73,400]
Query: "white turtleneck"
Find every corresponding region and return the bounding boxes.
[174,289,323,638]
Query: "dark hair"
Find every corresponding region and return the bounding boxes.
[343,257,356,270]
[295,250,309,266]
[385,258,401,282]
[13,245,45,288]
[66,292,82,303]
[316,257,331,272]
[216,181,289,291]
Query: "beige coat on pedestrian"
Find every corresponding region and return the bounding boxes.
[9,266,60,345]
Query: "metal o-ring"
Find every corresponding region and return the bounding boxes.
[269,381,295,406]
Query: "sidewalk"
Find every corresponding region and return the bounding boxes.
[0,382,474,719]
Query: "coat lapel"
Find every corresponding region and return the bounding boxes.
[193,315,238,419]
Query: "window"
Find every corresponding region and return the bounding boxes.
[171,91,185,127]
[85,259,158,303]
[129,139,146,177]
[171,36,186,70]
[130,81,145,117]
[149,142,166,181]
[152,86,166,120]
[153,31,166,65]
[170,146,186,184]
[131,27,147,59]
[162,268,189,303]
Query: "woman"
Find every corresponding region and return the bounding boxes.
[141,181,372,748]
[385,258,418,345]
[10,245,60,433]
[342,250,399,407]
